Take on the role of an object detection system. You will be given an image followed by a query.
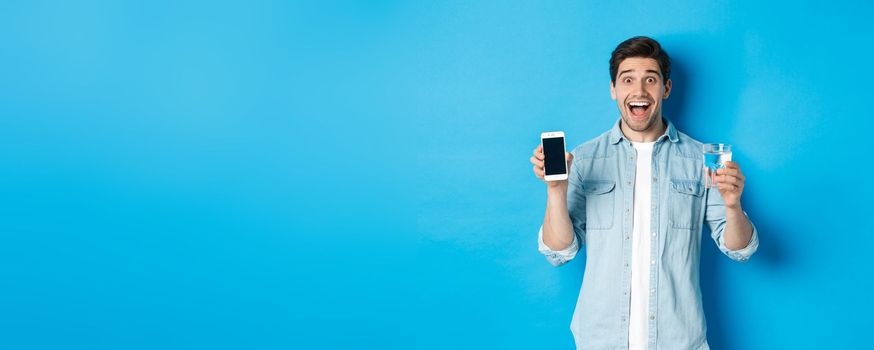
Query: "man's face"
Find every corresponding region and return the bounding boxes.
[610,57,672,133]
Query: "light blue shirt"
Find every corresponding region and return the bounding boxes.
[538,118,759,349]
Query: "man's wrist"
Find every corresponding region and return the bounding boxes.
[546,185,568,197]
[725,204,744,217]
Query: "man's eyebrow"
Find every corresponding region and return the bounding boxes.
[618,69,662,77]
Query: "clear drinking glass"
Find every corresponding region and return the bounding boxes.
[703,144,732,188]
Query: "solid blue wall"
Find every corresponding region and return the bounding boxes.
[2,1,871,349]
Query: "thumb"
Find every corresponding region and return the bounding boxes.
[566,152,573,162]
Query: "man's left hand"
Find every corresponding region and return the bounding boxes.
[715,161,745,209]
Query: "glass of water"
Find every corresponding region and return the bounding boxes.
[703,144,731,188]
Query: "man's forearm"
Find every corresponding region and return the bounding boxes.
[542,187,575,251]
[723,205,753,250]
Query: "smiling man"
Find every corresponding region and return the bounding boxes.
[529,36,759,349]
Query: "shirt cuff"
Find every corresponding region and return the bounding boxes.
[537,226,579,267]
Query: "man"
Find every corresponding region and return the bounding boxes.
[529,36,759,349]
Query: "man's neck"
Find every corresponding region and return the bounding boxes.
[620,117,666,143]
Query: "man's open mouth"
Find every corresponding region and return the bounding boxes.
[627,101,651,118]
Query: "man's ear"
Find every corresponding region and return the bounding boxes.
[610,81,616,100]
[664,79,672,99]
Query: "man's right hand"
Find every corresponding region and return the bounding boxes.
[530,145,573,189]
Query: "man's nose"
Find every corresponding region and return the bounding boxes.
[632,81,649,97]
[635,81,648,94]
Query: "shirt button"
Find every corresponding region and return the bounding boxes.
[650,288,655,293]
[650,260,655,265]
[650,315,655,320]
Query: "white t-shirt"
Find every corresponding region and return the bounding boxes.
[629,141,655,350]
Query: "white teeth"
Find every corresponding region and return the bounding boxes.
[628,101,650,107]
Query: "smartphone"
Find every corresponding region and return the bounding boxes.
[540,131,568,181]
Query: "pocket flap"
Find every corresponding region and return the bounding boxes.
[670,179,703,196]
[581,180,616,195]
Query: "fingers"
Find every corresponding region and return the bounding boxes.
[715,173,746,185]
[531,146,545,179]
[714,162,746,192]
[715,167,740,176]
[716,162,743,179]
[715,174,744,198]
[533,145,544,160]
[715,174,738,184]
[717,182,740,192]
[716,161,740,174]
[530,155,544,169]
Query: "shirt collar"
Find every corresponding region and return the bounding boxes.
[608,117,679,145]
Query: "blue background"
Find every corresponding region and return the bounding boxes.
[1,1,871,349]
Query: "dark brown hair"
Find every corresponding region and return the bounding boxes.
[609,36,671,85]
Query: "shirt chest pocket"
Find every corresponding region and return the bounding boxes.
[581,180,616,230]
[669,179,703,230]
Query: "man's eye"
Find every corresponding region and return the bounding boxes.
[624,78,633,84]
[646,77,656,84]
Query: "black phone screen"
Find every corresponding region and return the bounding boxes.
[542,137,567,175]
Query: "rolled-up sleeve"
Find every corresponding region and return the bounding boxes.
[705,188,760,263]
[537,226,579,267]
